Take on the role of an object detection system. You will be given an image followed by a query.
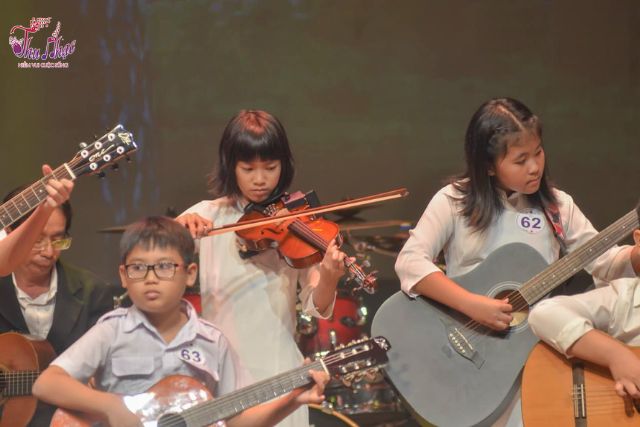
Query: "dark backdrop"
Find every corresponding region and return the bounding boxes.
[1,1,639,302]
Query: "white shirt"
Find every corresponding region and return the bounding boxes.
[529,277,640,354]
[183,197,335,427]
[12,268,58,339]
[53,301,245,397]
[396,184,635,297]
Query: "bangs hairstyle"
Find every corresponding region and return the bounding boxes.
[208,110,295,198]
[451,97,557,232]
[3,185,72,234]
[120,216,195,264]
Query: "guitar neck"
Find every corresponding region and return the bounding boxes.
[177,360,323,426]
[0,164,75,229]
[520,208,640,304]
[1,370,40,398]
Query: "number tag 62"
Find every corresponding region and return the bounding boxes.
[516,211,545,234]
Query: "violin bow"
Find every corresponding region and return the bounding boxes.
[205,188,409,237]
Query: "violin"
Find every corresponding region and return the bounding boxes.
[204,187,408,293]
[233,190,389,294]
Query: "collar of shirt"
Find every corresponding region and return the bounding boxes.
[12,267,58,307]
[121,300,220,345]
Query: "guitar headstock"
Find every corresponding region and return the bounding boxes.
[68,124,137,178]
[321,336,390,384]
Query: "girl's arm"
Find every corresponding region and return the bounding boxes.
[311,239,346,314]
[397,188,512,330]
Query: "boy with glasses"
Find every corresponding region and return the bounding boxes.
[33,216,329,427]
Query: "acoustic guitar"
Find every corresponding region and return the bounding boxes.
[522,341,640,426]
[371,204,640,426]
[0,124,136,230]
[50,336,391,427]
[0,332,56,427]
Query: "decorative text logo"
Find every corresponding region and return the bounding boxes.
[8,17,76,69]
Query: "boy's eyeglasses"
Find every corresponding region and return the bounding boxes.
[124,262,182,280]
[33,236,72,251]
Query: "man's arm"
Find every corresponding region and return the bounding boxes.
[0,165,73,275]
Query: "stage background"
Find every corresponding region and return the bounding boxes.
[1,1,639,311]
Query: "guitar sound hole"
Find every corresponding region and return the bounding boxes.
[494,290,529,327]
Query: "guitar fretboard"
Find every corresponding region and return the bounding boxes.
[0,164,75,229]
[0,369,40,397]
[520,208,640,304]
[176,360,324,426]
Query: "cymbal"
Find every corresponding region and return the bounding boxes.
[98,225,128,233]
[338,219,412,232]
[345,232,410,256]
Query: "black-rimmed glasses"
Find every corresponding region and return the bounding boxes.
[124,262,182,280]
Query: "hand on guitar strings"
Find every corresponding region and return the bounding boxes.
[290,358,330,405]
[103,393,143,427]
[464,293,513,331]
[42,164,74,209]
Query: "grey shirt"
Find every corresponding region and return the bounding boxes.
[52,300,246,397]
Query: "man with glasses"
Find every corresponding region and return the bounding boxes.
[0,185,118,427]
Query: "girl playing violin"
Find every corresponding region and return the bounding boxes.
[177,110,347,427]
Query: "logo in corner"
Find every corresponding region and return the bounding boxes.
[9,17,76,69]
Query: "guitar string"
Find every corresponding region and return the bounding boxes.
[452,211,638,348]
[158,349,377,426]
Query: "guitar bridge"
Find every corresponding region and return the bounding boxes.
[446,326,484,369]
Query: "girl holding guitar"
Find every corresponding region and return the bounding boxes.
[394,97,640,426]
[176,110,348,427]
[0,165,73,276]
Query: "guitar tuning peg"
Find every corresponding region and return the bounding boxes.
[97,172,106,179]
[111,163,119,171]
[125,156,132,163]
[79,142,88,149]
[94,135,99,140]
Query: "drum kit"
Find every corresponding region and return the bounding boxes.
[101,207,415,426]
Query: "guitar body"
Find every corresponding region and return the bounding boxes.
[371,243,549,427]
[50,375,213,427]
[0,332,56,427]
[522,342,640,426]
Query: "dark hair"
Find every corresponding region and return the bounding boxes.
[208,110,295,198]
[451,97,557,231]
[120,216,195,264]
[3,185,72,233]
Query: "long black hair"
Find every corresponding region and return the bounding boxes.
[451,97,557,232]
[208,110,295,198]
